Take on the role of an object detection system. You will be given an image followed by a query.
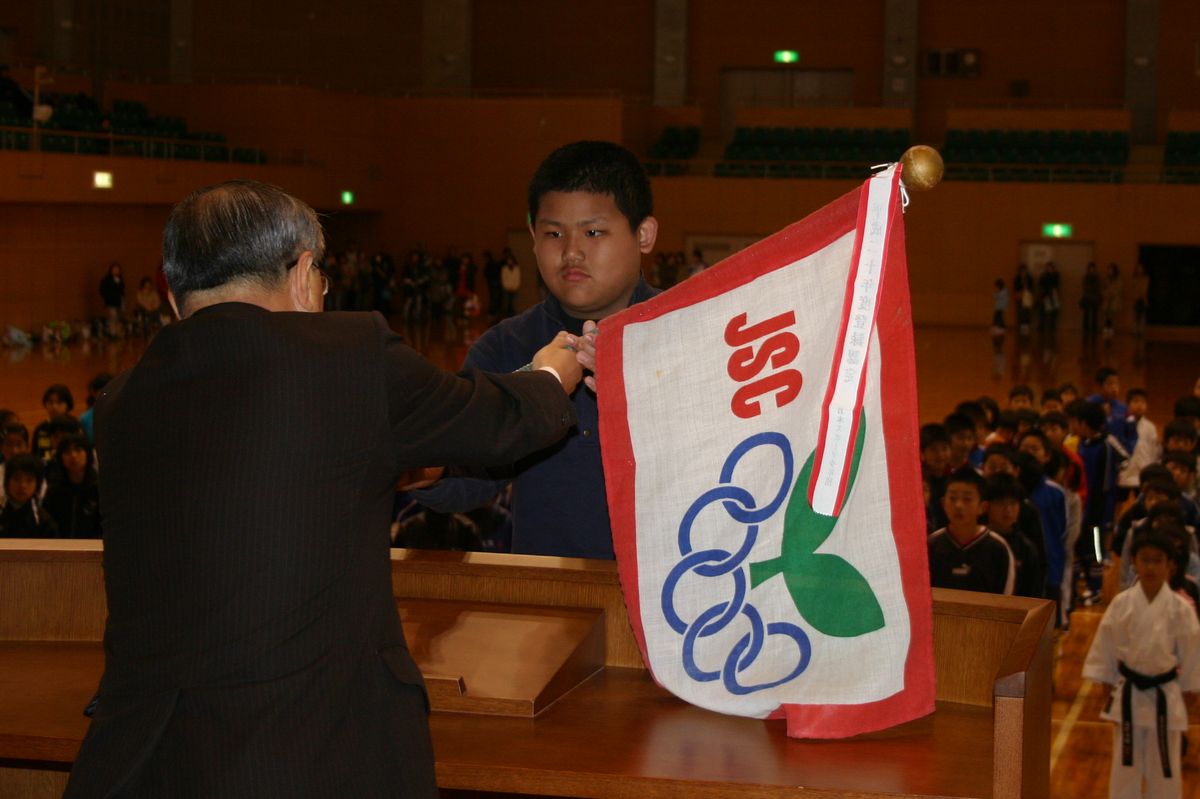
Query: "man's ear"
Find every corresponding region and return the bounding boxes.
[636,216,659,254]
[287,251,318,312]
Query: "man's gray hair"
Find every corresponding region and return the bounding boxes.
[163,180,325,306]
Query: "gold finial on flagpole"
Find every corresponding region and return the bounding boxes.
[899,145,944,192]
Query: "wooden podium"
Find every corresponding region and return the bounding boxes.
[0,541,1053,798]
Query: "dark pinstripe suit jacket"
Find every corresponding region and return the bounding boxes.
[64,303,576,798]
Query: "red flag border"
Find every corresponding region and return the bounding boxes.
[597,181,935,738]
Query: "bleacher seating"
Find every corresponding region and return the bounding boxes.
[1163,132,1200,183]
[941,128,1127,183]
[0,83,266,164]
[643,125,700,177]
[723,126,910,164]
[714,126,908,179]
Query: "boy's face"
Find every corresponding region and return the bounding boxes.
[1041,398,1062,413]
[44,396,68,417]
[6,473,37,505]
[530,191,657,320]
[61,445,88,475]
[1127,395,1147,418]
[1165,462,1194,491]
[1018,436,1049,464]
[1008,395,1032,411]
[1043,423,1066,447]
[942,483,984,528]
[1,434,28,461]
[1132,545,1174,594]
[1100,374,1120,401]
[1143,490,1168,511]
[949,430,975,461]
[986,497,1021,533]
[921,441,951,473]
[982,454,1016,477]
[1060,389,1077,404]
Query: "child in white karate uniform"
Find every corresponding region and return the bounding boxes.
[1084,527,1200,798]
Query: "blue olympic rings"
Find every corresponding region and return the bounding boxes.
[659,431,811,696]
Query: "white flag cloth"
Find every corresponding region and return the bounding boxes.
[598,166,935,738]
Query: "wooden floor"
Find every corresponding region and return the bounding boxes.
[2,315,1199,798]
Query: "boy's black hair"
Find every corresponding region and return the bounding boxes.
[1066,399,1106,433]
[1,423,30,443]
[1095,366,1118,385]
[977,396,1000,425]
[3,452,43,488]
[983,442,1019,468]
[1059,382,1079,395]
[1008,385,1034,401]
[1164,418,1199,444]
[1147,501,1186,527]
[1040,410,1069,429]
[86,372,114,406]
[1017,427,1053,452]
[1163,450,1197,474]
[0,409,17,427]
[1143,479,1182,502]
[919,423,950,451]
[527,141,653,231]
[943,412,975,437]
[1130,528,1178,561]
[1126,387,1147,403]
[953,400,988,428]
[41,384,74,412]
[1155,522,1192,589]
[946,465,987,497]
[984,473,1024,503]
[994,410,1020,432]
[47,415,82,435]
[1139,463,1173,487]
[1040,388,1062,404]
[1015,408,1040,428]
[1174,395,1200,421]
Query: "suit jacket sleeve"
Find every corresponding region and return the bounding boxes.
[378,316,576,471]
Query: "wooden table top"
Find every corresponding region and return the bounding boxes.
[432,667,995,799]
[0,642,996,798]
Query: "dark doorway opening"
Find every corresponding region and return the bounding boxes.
[1138,245,1200,327]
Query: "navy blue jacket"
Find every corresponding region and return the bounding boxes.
[415,279,659,559]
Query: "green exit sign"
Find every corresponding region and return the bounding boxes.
[340,190,355,206]
[1042,222,1073,238]
[774,50,799,64]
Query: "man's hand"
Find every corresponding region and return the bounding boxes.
[533,331,584,394]
[576,320,599,392]
[396,466,445,491]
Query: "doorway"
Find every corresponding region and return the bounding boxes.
[1137,245,1200,327]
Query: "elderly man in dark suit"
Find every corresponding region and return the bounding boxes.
[65,180,590,798]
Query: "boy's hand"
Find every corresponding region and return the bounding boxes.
[576,320,599,392]
[533,331,584,394]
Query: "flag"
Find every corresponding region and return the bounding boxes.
[598,165,934,739]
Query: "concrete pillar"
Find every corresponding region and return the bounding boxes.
[422,0,471,91]
[654,0,688,107]
[882,0,918,111]
[170,0,193,83]
[1124,0,1159,144]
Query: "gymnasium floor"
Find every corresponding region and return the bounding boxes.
[3,315,1199,797]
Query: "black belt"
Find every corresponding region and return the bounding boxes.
[1117,661,1177,777]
